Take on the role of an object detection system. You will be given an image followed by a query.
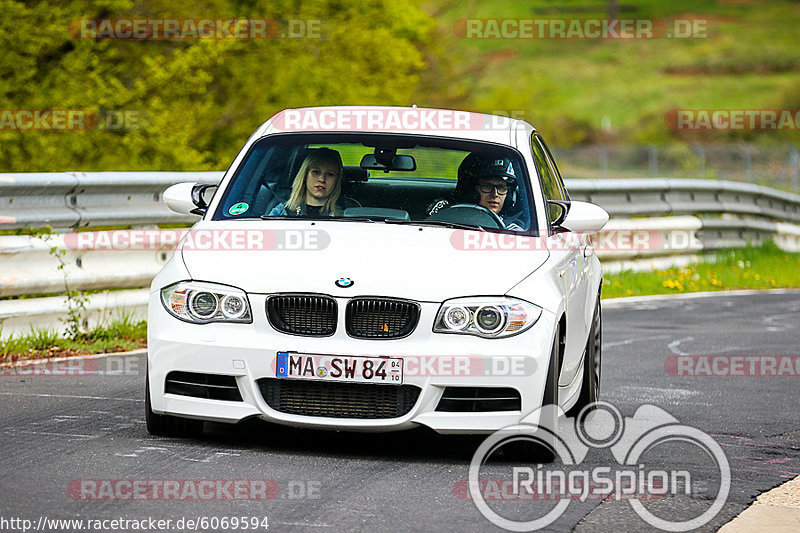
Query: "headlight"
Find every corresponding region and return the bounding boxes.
[433,297,541,338]
[160,281,252,324]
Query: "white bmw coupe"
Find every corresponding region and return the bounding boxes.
[147,106,608,440]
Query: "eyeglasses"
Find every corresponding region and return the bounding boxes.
[477,182,510,195]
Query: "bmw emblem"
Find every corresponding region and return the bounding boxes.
[335,277,354,288]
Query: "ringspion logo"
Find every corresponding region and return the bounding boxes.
[468,402,730,531]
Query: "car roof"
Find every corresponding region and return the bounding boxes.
[254,106,536,145]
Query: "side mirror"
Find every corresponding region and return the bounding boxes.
[558,200,609,233]
[163,182,217,215]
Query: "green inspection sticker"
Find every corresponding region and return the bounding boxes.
[228,202,249,216]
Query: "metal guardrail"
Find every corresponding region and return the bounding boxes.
[3,172,799,228]
[0,172,221,230]
[565,178,800,222]
[2,173,800,338]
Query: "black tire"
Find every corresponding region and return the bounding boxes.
[502,322,560,463]
[566,297,601,418]
[145,367,204,438]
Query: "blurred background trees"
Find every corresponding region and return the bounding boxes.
[2,0,800,175]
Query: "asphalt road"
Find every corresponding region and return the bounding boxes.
[1,290,798,532]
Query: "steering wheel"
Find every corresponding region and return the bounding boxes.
[429,203,505,229]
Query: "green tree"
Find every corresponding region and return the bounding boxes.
[0,0,435,171]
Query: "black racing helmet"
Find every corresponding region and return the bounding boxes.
[454,153,518,210]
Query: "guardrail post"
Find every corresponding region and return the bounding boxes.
[648,144,658,177]
[742,144,753,183]
[599,145,608,177]
[790,146,800,192]
[691,144,706,178]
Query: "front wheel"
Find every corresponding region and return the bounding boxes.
[502,322,560,463]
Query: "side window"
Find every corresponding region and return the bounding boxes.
[535,134,569,200]
[531,134,565,224]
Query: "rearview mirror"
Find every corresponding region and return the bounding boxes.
[360,153,416,172]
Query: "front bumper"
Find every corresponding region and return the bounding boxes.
[147,291,556,434]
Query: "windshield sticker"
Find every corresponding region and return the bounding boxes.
[228,202,249,216]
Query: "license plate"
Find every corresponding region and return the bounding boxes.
[275,352,403,384]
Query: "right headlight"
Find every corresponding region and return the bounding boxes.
[433,297,541,338]
[160,281,252,324]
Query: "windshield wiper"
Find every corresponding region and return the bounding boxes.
[382,219,486,231]
[260,215,378,222]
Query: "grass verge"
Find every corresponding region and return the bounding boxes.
[602,240,800,298]
[0,313,147,364]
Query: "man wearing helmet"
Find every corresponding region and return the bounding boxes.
[428,153,524,230]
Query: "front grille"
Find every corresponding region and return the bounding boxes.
[165,371,243,402]
[258,378,421,419]
[345,298,420,339]
[436,387,521,412]
[266,294,337,336]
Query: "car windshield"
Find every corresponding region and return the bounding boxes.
[213,133,536,233]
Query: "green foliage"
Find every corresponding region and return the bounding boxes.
[88,310,147,341]
[25,226,89,339]
[0,312,146,361]
[0,0,435,171]
[433,0,800,146]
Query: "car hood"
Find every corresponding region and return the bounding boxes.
[179,220,549,302]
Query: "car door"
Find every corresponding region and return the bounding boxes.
[531,134,590,389]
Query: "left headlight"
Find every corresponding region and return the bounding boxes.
[160,281,252,324]
[433,297,541,338]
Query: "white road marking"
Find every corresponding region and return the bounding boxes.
[668,337,695,355]
[114,443,242,462]
[274,523,332,528]
[4,429,94,438]
[604,334,673,348]
[0,392,142,402]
